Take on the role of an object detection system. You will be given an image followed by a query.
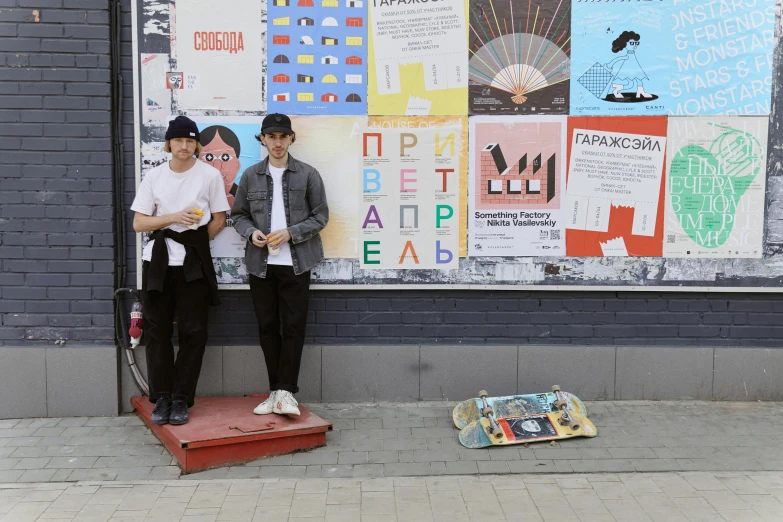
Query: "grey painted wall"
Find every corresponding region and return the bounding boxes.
[114,345,783,414]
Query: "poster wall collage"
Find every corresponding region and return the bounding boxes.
[136,0,778,286]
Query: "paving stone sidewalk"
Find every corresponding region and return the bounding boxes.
[1,401,782,483]
[3,472,783,521]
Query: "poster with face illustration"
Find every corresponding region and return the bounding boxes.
[570,1,676,115]
[193,117,266,259]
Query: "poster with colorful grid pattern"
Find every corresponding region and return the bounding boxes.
[268,0,368,114]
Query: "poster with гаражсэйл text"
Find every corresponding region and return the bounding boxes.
[368,0,469,115]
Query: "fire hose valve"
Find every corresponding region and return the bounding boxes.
[129,301,143,347]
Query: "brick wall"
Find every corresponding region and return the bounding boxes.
[3,0,782,348]
[0,0,114,345]
[210,291,783,347]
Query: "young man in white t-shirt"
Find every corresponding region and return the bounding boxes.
[232,114,329,417]
[131,116,231,426]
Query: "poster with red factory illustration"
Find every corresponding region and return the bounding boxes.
[468,115,567,257]
[565,116,668,257]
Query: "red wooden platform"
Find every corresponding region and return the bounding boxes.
[131,395,332,473]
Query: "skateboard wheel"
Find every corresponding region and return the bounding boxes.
[478,390,488,398]
[552,385,560,392]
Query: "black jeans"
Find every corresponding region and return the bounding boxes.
[142,262,210,407]
[249,265,311,394]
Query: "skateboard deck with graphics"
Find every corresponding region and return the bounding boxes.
[452,386,587,430]
[458,410,598,449]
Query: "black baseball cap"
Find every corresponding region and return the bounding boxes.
[261,113,293,135]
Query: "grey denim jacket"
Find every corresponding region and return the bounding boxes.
[231,154,329,277]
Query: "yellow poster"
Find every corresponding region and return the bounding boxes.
[367,0,469,116]
[369,116,468,256]
[289,116,366,259]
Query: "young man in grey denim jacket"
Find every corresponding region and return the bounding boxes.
[231,113,328,416]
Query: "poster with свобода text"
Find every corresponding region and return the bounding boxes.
[664,116,768,258]
[174,0,267,111]
[468,115,567,257]
[360,129,460,268]
[368,0,469,115]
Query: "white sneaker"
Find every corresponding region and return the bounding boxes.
[273,390,300,416]
[253,391,278,415]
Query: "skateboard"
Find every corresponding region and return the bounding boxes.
[452,386,587,430]
[458,409,598,449]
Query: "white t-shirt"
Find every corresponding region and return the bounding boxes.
[131,160,231,266]
[267,165,293,266]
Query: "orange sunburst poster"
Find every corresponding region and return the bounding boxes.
[565,116,668,257]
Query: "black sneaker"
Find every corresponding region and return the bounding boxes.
[169,399,189,425]
[150,395,172,425]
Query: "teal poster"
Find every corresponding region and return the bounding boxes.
[196,120,264,209]
[571,0,776,116]
[194,117,265,265]
[668,0,775,116]
[570,0,674,115]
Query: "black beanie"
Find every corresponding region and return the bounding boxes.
[165,116,200,141]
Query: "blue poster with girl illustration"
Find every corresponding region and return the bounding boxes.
[570,1,675,115]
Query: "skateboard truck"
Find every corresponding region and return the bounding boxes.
[478,390,503,440]
[551,385,567,411]
[552,385,579,430]
[557,405,581,431]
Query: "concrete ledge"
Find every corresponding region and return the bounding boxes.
[713,348,783,401]
[0,346,118,419]
[518,345,615,400]
[47,346,119,417]
[322,345,419,402]
[0,348,47,419]
[9,344,783,419]
[616,347,713,400]
[420,345,517,401]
